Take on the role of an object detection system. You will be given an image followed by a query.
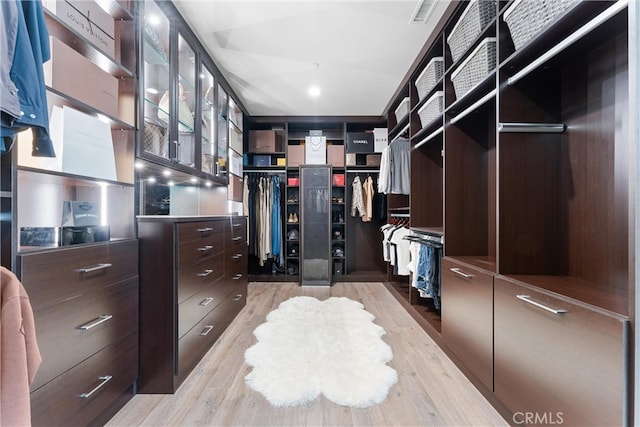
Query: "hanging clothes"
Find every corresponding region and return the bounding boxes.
[378,137,410,195]
[1,0,55,157]
[1,266,42,427]
[244,173,284,268]
[351,175,366,219]
[362,175,374,222]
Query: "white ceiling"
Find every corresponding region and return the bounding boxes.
[172,0,452,117]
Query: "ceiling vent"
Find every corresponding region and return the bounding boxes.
[409,0,436,24]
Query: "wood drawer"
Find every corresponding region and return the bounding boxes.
[226,249,247,275]
[177,255,225,304]
[178,236,224,269]
[177,287,246,385]
[19,239,138,310]
[178,277,235,338]
[177,220,224,243]
[31,278,138,391]
[229,218,246,241]
[30,331,138,427]
[494,276,628,426]
[441,258,494,390]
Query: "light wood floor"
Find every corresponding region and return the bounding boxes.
[106,282,508,427]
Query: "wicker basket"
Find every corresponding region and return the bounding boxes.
[451,37,496,100]
[394,97,410,122]
[415,57,444,102]
[504,0,579,51]
[418,91,444,129]
[447,0,496,63]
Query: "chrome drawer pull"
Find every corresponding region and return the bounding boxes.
[232,274,243,280]
[77,315,113,330]
[232,253,243,259]
[197,269,214,277]
[450,267,473,279]
[200,325,214,336]
[232,236,243,241]
[197,245,213,252]
[199,297,214,306]
[79,375,112,399]
[76,263,112,274]
[197,227,213,232]
[233,294,243,301]
[516,294,569,315]
[232,223,242,228]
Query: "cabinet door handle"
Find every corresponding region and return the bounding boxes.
[232,274,243,280]
[450,267,473,279]
[200,325,214,336]
[79,375,112,399]
[232,223,242,228]
[197,269,214,277]
[198,245,213,252]
[77,315,113,330]
[232,253,243,259]
[197,227,213,232]
[516,294,569,315]
[76,263,112,274]
[233,294,243,301]
[199,297,214,306]
[232,236,243,241]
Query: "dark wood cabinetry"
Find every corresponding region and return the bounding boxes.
[385,0,634,423]
[18,239,139,426]
[137,216,247,394]
[441,258,493,391]
[494,275,628,426]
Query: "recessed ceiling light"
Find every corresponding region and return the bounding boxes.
[162,170,171,177]
[308,86,321,97]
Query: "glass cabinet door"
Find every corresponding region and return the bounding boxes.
[216,84,228,179]
[176,33,196,167]
[200,65,216,175]
[142,1,170,159]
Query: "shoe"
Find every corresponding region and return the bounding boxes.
[292,213,298,223]
[288,213,294,223]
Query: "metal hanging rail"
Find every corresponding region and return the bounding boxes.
[498,122,566,133]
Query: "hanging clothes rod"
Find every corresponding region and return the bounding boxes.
[404,235,443,247]
[414,126,444,149]
[499,122,566,133]
[391,123,410,142]
[390,213,410,217]
[244,169,287,174]
[347,169,380,174]
[450,89,496,125]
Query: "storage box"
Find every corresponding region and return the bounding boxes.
[418,91,444,129]
[333,174,345,186]
[327,145,344,167]
[228,175,243,202]
[451,38,496,100]
[346,153,357,166]
[44,38,120,118]
[287,177,300,186]
[253,155,271,166]
[394,97,410,123]
[415,57,444,101]
[60,225,110,246]
[447,0,496,63]
[20,227,58,247]
[504,0,578,51]
[249,130,282,153]
[276,157,286,166]
[288,145,304,167]
[305,136,326,164]
[373,128,388,153]
[366,154,382,167]
[44,0,116,57]
[346,132,374,153]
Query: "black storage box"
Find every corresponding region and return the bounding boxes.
[346,132,374,153]
[60,226,110,246]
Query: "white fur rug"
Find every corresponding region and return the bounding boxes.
[244,296,398,408]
